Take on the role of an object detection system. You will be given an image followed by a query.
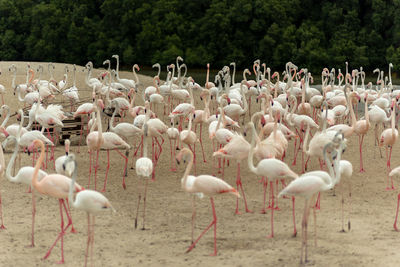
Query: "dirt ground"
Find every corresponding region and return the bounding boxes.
[0,61,399,267]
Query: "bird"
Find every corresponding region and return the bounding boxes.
[176,148,240,256]
[213,132,251,214]
[134,122,153,230]
[379,99,398,190]
[55,139,70,175]
[28,139,82,264]
[278,139,344,264]
[0,141,5,229]
[63,154,115,267]
[354,93,370,172]
[247,121,298,237]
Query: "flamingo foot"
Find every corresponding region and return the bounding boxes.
[122,182,127,190]
[55,260,65,264]
[70,227,77,233]
[359,168,365,173]
[0,225,6,229]
[260,209,266,214]
[170,168,177,172]
[292,231,297,237]
[273,206,281,211]
[394,224,398,231]
[386,187,395,191]
[267,234,274,239]
[235,211,242,215]
[245,208,253,213]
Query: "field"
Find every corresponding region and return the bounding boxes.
[0,61,398,266]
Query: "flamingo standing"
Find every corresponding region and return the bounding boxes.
[354,93,370,172]
[278,140,343,264]
[63,154,115,267]
[213,132,252,214]
[247,121,298,237]
[176,148,240,256]
[5,136,48,247]
[167,117,179,171]
[28,139,82,264]
[379,99,398,190]
[134,122,153,230]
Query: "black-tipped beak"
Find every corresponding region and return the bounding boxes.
[176,159,180,165]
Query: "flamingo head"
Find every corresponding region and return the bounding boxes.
[272,72,278,79]
[134,64,140,71]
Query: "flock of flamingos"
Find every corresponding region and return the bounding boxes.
[0,57,398,265]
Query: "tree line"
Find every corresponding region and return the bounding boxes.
[0,0,399,74]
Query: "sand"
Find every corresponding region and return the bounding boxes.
[0,61,398,266]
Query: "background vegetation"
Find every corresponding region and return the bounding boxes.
[0,0,399,73]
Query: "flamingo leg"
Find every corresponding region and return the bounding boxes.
[94,150,100,191]
[66,198,77,233]
[394,193,400,231]
[90,216,95,267]
[191,195,196,244]
[359,135,365,172]
[260,177,267,214]
[186,197,217,256]
[85,213,91,267]
[198,124,207,163]
[348,181,352,231]
[142,179,149,230]
[314,192,321,210]
[43,199,71,263]
[88,150,92,187]
[292,196,297,237]
[235,162,252,214]
[114,148,129,190]
[267,181,275,238]
[134,179,142,229]
[101,150,111,192]
[30,191,36,247]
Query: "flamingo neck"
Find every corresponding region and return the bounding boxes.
[247,122,258,174]
[32,141,45,192]
[6,137,19,182]
[182,152,194,192]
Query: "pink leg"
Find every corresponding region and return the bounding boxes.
[292,196,297,237]
[235,163,252,214]
[101,150,111,192]
[394,193,400,231]
[141,179,149,230]
[359,135,365,172]
[315,192,321,210]
[186,197,217,256]
[267,181,275,238]
[66,199,77,233]
[260,177,267,214]
[114,149,129,190]
[30,191,36,247]
[0,189,5,229]
[94,150,100,191]
[84,213,91,267]
[199,124,207,163]
[88,150,92,187]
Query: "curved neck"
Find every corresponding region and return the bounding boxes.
[231,63,236,84]
[240,83,248,114]
[17,86,24,102]
[115,57,120,77]
[96,107,103,147]
[68,163,78,208]
[182,152,194,192]
[392,107,396,134]
[133,66,139,85]
[0,106,10,128]
[12,69,16,89]
[247,122,258,174]
[73,67,76,87]
[303,125,310,153]
[32,141,45,191]
[110,105,117,131]
[6,137,19,182]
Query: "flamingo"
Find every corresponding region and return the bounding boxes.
[247,121,298,237]
[134,122,153,230]
[278,139,343,264]
[27,139,82,264]
[354,93,370,172]
[55,139,70,175]
[337,159,353,232]
[5,135,48,247]
[0,141,5,229]
[176,148,240,256]
[379,99,398,190]
[63,154,115,267]
[112,55,138,89]
[213,132,251,214]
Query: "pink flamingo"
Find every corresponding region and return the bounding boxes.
[278,140,343,264]
[247,121,298,237]
[167,117,179,171]
[55,139,70,175]
[63,154,115,267]
[28,139,82,264]
[213,133,252,214]
[193,89,211,162]
[379,99,398,190]
[134,122,153,230]
[354,93,370,172]
[176,148,240,256]
[5,135,49,247]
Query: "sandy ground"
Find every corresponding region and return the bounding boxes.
[0,61,399,266]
